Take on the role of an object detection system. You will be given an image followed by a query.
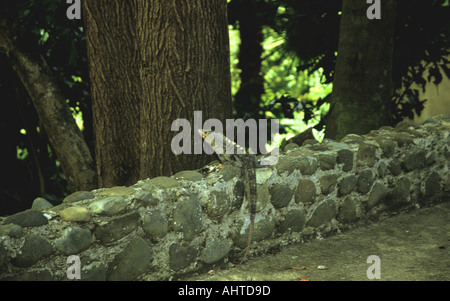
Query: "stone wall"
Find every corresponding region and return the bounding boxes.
[0,116,449,280]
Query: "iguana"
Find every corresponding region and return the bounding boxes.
[198,129,257,263]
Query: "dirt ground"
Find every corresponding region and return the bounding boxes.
[185,202,450,281]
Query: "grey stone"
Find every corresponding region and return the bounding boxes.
[63,191,95,203]
[172,195,202,241]
[252,216,276,241]
[102,186,134,196]
[88,196,127,216]
[337,149,354,172]
[423,118,439,125]
[0,245,6,270]
[220,165,241,181]
[444,176,450,192]
[234,216,276,249]
[308,143,331,151]
[0,224,24,238]
[169,243,198,271]
[108,237,152,281]
[326,141,350,150]
[131,190,158,206]
[94,212,140,244]
[173,170,204,182]
[276,158,296,176]
[389,159,402,176]
[317,153,336,170]
[300,139,317,146]
[357,169,375,194]
[11,234,53,268]
[3,210,48,227]
[296,156,318,175]
[31,197,54,211]
[256,185,270,212]
[206,191,230,220]
[445,145,450,160]
[55,227,93,255]
[270,184,293,208]
[357,144,377,167]
[284,143,299,151]
[386,177,411,208]
[59,206,91,222]
[278,209,305,233]
[338,175,357,196]
[200,239,232,264]
[343,140,364,145]
[342,134,365,143]
[22,269,54,281]
[395,120,419,130]
[319,174,338,195]
[44,203,68,214]
[425,151,436,166]
[424,172,440,199]
[390,132,413,147]
[295,179,316,203]
[147,176,180,188]
[141,183,157,191]
[337,197,358,223]
[377,161,388,178]
[368,183,389,209]
[402,147,426,171]
[307,199,336,228]
[399,128,423,137]
[423,124,441,136]
[142,209,169,239]
[376,139,397,158]
[81,262,107,281]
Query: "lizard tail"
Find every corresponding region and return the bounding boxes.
[241,161,257,263]
[241,213,254,262]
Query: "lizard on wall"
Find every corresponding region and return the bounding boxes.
[198,129,258,263]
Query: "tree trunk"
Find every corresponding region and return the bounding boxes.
[325,0,395,140]
[233,0,265,120]
[83,0,232,187]
[0,25,97,192]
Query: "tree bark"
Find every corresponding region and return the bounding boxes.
[83,0,232,187]
[0,23,97,192]
[325,0,395,140]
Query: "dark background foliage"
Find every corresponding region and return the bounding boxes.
[1,0,449,214]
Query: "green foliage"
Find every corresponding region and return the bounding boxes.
[0,1,90,212]
[229,26,241,97]
[228,4,332,143]
[274,0,342,85]
[391,0,450,122]
[228,0,450,143]
[276,0,450,124]
[259,26,331,141]
[2,0,450,214]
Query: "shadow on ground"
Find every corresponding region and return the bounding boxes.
[185,202,450,281]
